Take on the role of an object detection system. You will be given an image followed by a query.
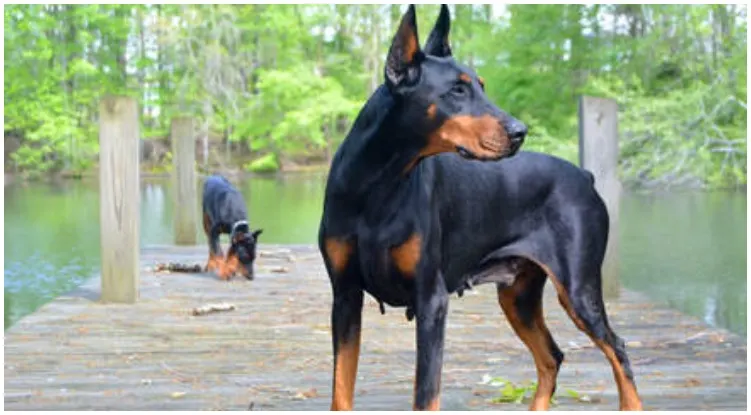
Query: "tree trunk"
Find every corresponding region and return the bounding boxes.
[138,6,148,126]
[225,125,232,165]
[202,100,211,168]
[114,7,129,86]
[370,6,381,94]
[156,4,164,128]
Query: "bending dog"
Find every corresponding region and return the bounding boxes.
[202,175,262,280]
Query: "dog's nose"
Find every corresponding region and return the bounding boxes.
[506,120,527,143]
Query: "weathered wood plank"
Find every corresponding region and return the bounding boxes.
[579,95,621,299]
[4,245,746,410]
[171,117,198,245]
[98,96,140,303]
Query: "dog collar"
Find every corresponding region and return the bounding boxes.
[230,220,248,240]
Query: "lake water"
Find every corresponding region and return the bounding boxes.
[4,175,747,335]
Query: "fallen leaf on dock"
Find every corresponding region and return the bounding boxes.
[269,266,289,273]
[292,389,318,400]
[684,377,702,387]
[171,391,186,399]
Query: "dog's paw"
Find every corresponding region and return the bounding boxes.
[205,256,220,272]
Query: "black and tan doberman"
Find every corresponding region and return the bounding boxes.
[318,5,642,411]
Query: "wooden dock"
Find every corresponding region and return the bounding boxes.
[4,245,746,410]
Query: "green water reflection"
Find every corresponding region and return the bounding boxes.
[4,176,746,335]
[619,190,747,335]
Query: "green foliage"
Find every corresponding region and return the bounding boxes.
[4,5,748,187]
[487,377,538,404]
[586,74,747,188]
[519,115,578,164]
[241,64,363,156]
[10,147,54,180]
[245,153,280,173]
[483,375,595,406]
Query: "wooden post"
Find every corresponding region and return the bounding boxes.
[578,96,621,299]
[99,96,140,303]
[171,117,198,245]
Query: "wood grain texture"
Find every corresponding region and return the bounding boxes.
[4,245,746,410]
[578,95,621,299]
[98,96,140,304]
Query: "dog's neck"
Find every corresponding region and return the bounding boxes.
[343,134,420,208]
[328,88,424,212]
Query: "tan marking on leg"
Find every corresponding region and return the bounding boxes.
[219,253,240,280]
[427,103,437,119]
[214,257,230,281]
[412,384,441,410]
[202,212,211,234]
[390,233,422,278]
[498,276,558,411]
[595,340,643,410]
[325,238,353,275]
[331,336,361,410]
[205,254,220,272]
[519,257,643,411]
[422,396,440,411]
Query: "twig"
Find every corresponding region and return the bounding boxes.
[192,302,237,316]
[154,262,203,273]
[160,361,199,383]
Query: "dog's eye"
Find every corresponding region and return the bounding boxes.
[451,84,469,97]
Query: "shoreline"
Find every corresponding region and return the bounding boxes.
[5,168,746,193]
[3,163,331,186]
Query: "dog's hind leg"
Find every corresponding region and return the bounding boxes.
[206,224,225,275]
[497,262,564,411]
[550,270,642,411]
[203,213,219,272]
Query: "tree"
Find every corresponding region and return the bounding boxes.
[3,5,747,186]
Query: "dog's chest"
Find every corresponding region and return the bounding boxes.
[355,227,420,307]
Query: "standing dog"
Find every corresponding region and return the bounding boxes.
[318,5,642,411]
[202,175,263,280]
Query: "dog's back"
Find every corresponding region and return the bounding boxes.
[202,175,247,229]
[411,150,608,291]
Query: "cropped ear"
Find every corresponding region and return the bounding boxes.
[252,229,263,240]
[385,4,423,89]
[424,4,452,57]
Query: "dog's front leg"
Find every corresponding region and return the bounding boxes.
[330,279,364,410]
[413,268,449,411]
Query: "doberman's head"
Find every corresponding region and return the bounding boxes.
[226,227,263,280]
[385,5,527,170]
